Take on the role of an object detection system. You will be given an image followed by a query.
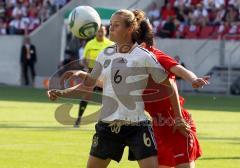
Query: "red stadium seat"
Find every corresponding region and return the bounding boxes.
[184,25,200,39]
[199,26,214,39]
[211,24,230,40]
[172,24,185,38]
[224,25,240,41]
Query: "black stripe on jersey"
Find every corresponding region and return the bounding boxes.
[138,47,159,64]
[138,46,152,54]
[103,44,117,56]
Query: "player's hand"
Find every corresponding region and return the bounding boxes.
[192,76,210,89]
[60,70,79,88]
[173,118,191,137]
[47,89,63,101]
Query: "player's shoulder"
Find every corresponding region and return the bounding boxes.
[95,44,116,62]
[106,44,116,49]
[151,47,168,57]
[101,44,117,56]
[132,46,157,62]
[136,46,152,54]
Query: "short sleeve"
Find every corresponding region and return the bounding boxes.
[145,52,167,83]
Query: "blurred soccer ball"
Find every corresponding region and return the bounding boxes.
[68,6,101,39]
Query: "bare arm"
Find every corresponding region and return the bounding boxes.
[161,78,190,137]
[60,70,103,89]
[49,61,103,101]
[170,65,210,88]
[75,70,103,88]
[48,74,96,101]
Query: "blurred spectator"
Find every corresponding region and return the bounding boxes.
[213,4,226,25]
[6,0,17,7]
[174,0,191,7]
[53,0,66,9]
[28,2,40,18]
[175,23,185,38]
[0,18,7,34]
[229,0,240,8]
[12,2,27,17]
[175,4,187,23]
[224,5,239,23]
[28,15,40,32]
[0,0,5,17]
[20,36,37,86]
[147,2,160,23]
[1,0,70,35]
[161,2,176,21]
[203,0,225,9]
[9,15,27,34]
[156,0,240,40]
[157,16,176,38]
[190,0,202,6]
[192,3,208,25]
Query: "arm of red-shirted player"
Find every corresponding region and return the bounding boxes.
[154,50,210,88]
[161,78,191,137]
[170,65,210,88]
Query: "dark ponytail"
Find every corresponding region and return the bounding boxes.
[132,10,154,47]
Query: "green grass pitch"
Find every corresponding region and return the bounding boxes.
[0,86,239,168]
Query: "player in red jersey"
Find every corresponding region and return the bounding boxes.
[132,10,209,168]
[143,46,203,168]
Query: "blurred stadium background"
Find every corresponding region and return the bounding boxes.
[0,0,240,167]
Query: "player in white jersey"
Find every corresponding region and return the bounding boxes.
[48,9,169,168]
[91,43,166,122]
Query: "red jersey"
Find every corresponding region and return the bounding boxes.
[143,48,202,166]
[143,46,185,117]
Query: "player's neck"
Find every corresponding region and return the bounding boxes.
[116,41,134,53]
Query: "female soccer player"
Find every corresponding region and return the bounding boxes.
[132,9,208,168]
[48,9,172,168]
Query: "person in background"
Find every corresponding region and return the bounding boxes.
[20,36,37,86]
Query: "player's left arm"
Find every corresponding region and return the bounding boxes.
[170,65,210,88]
[153,51,210,88]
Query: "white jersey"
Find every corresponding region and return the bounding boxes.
[90,44,167,122]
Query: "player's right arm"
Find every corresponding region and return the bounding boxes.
[60,50,103,88]
[48,53,104,101]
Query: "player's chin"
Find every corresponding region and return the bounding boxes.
[109,33,115,41]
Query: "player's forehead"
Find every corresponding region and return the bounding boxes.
[110,14,125,24]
